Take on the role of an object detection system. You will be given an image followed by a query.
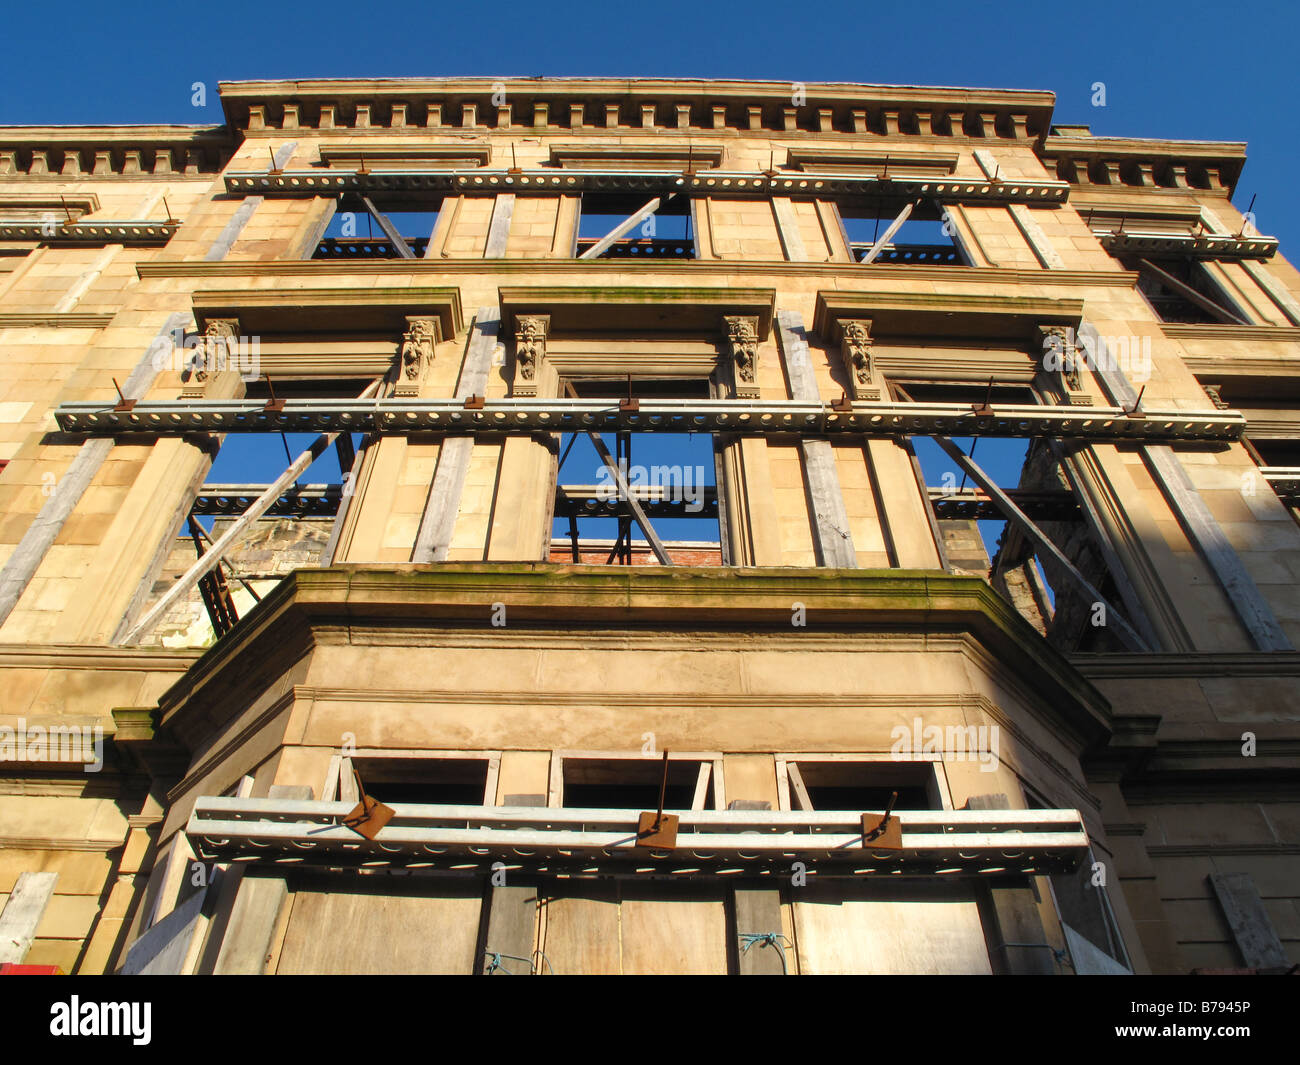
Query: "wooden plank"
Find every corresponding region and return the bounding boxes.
[213,875,288,974]
[1241,260,1300,325]
[859,200,915,264]
[1207,873,1288,970]
[482,885,537,972]
[734,887,787,975]
[121,887,206,975]
[206,198,263,261]
[411,308,501,562]
[0,311,191,629]
[337,757,358,803]
[578,195,665,260]
[119,376,384,644]
[786,762,814,811]
[320,755,342,802]
[484,193,515,258]
[771,197,808,262]
[1009,204,1065,268]
[584,428,672,564]
[1146,444,1290,650]
[775,310,858,568]
[691,763,712,810]
[0,871,58,964]
[931,435,1150,651]
[360,195,415,259]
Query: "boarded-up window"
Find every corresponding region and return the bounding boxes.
[275,877,484,975]
[792,880,993,974]
[537,881,729,975]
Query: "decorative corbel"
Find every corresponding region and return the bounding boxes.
[182,318,240,397]
[836,318,880,401]
[722,315,760,399]
[394,316,440,397]
[512,314,549,397]
[1038,324,1092,405]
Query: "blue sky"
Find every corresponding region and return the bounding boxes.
[3,0,1294,247]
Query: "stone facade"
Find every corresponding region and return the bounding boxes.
[0,78,1297,975]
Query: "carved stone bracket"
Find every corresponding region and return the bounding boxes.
[182,318,240,398]
[394,316,440,397]
[1038,324,1092,405]
[723,315,760,399]
[512,314,550,397]
[836,318,879,400]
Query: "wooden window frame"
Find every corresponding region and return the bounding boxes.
[775,753,953,812]
[547,749,726,811]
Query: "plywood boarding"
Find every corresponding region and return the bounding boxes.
[539,881,728,975]
[794,880,993,974]
[276,878,484,974]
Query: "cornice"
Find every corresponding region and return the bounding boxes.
[152,565,1113,753]
[1161,324,1300,344]
[0,125,234,178]
[1040,134,1246,196]
[0,312,114,329]
[0,642,201,671]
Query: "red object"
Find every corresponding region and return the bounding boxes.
[0,963,63,975]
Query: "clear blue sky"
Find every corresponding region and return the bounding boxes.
[3,0,1295,247]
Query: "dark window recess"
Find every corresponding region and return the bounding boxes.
[314,196,442,259]
[352,758,489,806]
[562,758,712,810]
[1121,255,1245,324]
[575,192,694,259]
[839,199,962,264]
[792,761,939,811]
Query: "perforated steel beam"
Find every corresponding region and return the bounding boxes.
[55,397,1246,443]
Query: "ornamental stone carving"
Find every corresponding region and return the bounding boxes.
[836,319,875,397]
[394,316,439,397]
[723,315,760,398]
[512,314,550,397]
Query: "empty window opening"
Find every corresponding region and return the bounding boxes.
[560,757,716,810]
[352,756,491,806]
[896,379,1132,651]
[1120,255,1247,324]
[575,192,694,259]
[551,378,721,564]
[782,759,947,811]
[314,195,442,259]
[838,198,964,265]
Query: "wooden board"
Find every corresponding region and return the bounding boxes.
[276,878,484,975]
[793,880,993,975]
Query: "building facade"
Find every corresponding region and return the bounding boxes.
[0,77,1297,975]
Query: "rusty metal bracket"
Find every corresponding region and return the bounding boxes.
[861,790,903,850]
[637,750,679,849]
[463,395,485,410]
[342,769,395,841]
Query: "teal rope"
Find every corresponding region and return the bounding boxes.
[738,931,792,975]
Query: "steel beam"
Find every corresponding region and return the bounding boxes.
[223,168,1070,205]
[55,397,1246,443]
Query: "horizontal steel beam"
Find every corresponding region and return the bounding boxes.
[1098,230,1277,261]
[192,483,342,517]
[555,484,719,520]
[0,219,179,245]
[1261,466,1300,504]
[55,398,1246,443]
[927,486,1081,521]
[186,797,1089,876]
[223,168,1070,205]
